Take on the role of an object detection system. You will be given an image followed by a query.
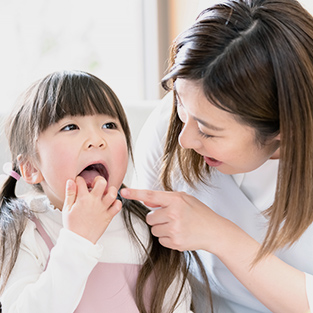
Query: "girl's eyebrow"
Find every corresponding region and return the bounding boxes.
[175,87,224,132]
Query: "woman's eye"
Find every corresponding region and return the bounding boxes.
[102,122,117,129]
[177,103,187,123]
[198,129,214,139]
[62,124,79,131]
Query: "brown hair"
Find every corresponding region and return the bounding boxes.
[0,70,212,312]
[161,0,313,259]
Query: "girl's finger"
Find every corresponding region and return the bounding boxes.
[90,176,107,197]
[63,179,77,212]
[102,186,119,208]
[108,198,123,218]
[75,176,89,194]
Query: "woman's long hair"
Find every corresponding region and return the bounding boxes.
[161,0,313,260]
[0,70,212,312]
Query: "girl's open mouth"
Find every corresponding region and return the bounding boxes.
[78,163,109,189]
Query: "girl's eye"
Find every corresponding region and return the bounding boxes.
[62,124,79,131]
[102,122,117,129]
[198,128,214,139]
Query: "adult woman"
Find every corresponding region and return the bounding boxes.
[121,0,313,312]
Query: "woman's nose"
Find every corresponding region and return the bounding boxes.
[178,122,202,150]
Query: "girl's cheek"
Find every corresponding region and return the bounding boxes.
[114,140,129,166]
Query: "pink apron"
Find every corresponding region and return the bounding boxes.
[33,218,144,312]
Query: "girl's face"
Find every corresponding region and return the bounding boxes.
[31,114,128,210]
[175,79,280,175]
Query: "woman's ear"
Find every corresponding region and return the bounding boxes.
[18,155,43,185]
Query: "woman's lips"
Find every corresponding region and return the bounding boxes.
[203,156,223,167]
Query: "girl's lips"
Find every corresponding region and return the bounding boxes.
[203,156,223,167]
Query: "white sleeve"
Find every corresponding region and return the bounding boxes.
[2,225,102,313]
[306,272,313,311]
[131,92,173,190]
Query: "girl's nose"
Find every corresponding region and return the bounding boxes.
[178,122,202,150]
[86,134,107,150]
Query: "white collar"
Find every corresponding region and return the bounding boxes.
[232,159,279,211]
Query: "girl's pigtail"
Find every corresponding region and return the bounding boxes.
[0,169,29,294]
[0,164,26,218]
[1,175,18,206]
[120,184,213,313]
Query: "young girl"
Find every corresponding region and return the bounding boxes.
[124,0,313,312]
[0,70,211,313]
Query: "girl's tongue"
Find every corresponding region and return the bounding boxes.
[78,164,108,188]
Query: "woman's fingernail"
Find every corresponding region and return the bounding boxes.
[120,188,129,197]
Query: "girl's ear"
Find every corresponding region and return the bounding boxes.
[18,155,43,185]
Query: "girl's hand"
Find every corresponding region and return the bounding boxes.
[62,177,122,244]
[120,188,225,252]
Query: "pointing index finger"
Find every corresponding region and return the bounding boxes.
[120,188,168,208]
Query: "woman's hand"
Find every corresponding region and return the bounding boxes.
[62,177,122,244]
[120,187,310,313]
[120,187,225,253]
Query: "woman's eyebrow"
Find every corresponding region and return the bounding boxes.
[194,117,224,131]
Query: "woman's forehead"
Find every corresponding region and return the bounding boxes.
[175,78,253,133]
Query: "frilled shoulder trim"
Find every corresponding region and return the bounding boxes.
[25,195,55,213]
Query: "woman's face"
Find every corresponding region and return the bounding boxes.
[175,79,280,175]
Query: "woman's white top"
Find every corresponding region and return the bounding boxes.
[1,194,192,313]
[131,93,313,313]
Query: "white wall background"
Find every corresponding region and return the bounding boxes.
[1,0,313,188]
[0,0,147,114]
[0,0,162,187]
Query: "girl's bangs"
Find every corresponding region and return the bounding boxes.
[37,72,120,131]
